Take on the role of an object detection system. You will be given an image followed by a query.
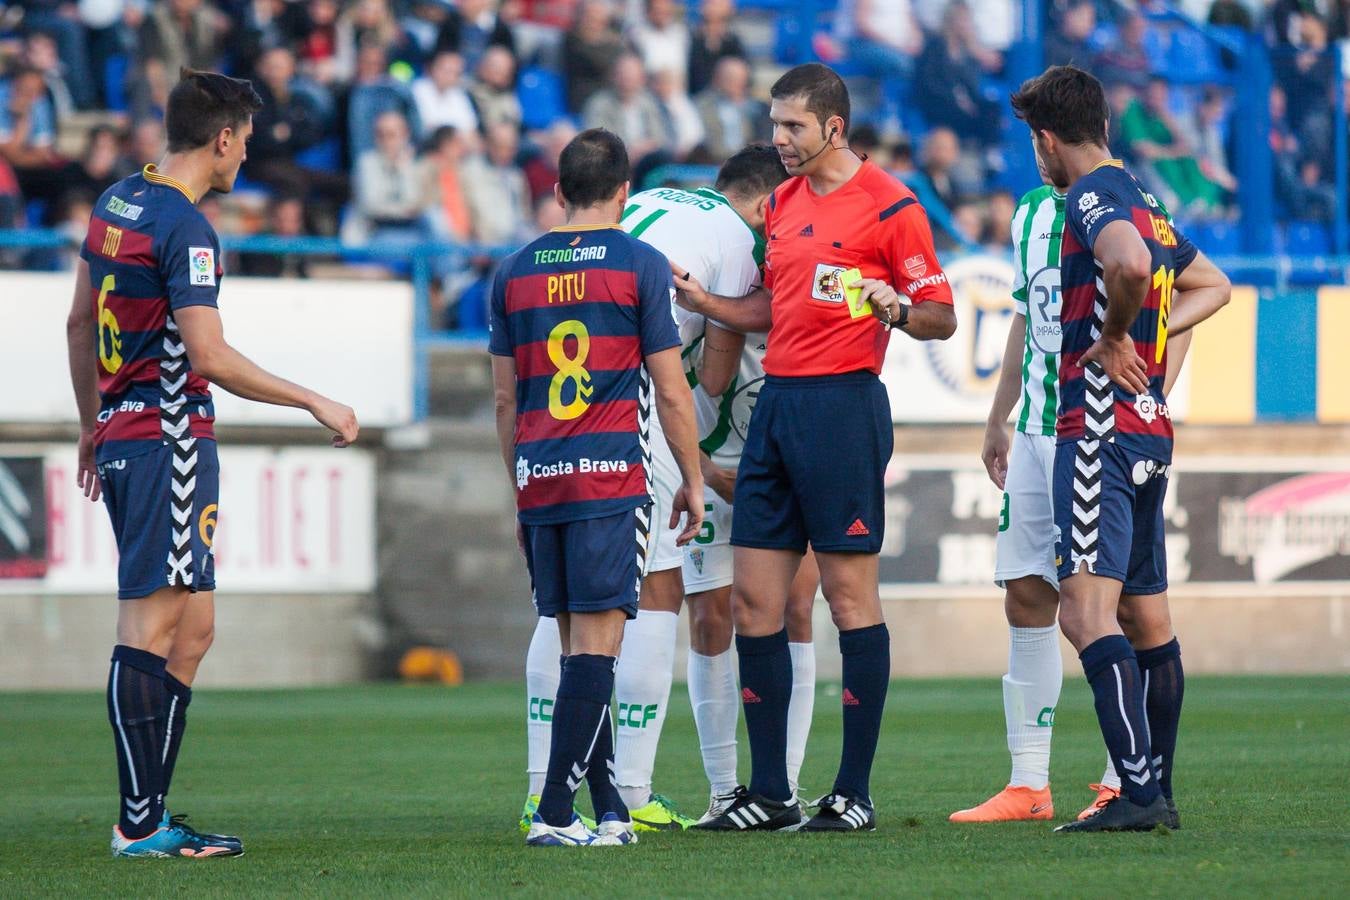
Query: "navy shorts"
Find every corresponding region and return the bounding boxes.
[731,371,892,554]
[523,505,647,619]
[98,440,219,600]
[1053,439,1168,595]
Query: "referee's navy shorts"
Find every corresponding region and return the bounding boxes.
[730,371,892,554]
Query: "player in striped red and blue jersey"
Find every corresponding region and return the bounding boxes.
[67,70,358,860]
[1009,66,1230,833]
[490,128,704,847]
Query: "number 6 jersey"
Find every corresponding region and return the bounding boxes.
[488,224,680,524]
[81,165,222,464]
[1059,160,1197,462]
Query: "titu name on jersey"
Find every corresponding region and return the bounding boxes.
[1059,161,1197,462]
[488,226,680,525]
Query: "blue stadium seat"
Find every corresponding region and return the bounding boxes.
[104,55,129,112]
[1187,220,1240,257]
[517,67,566,131]
[1283,221,1333,284]
[296,137,341,173]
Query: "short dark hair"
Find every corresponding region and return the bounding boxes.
[714,143,788,199]
[1009,65,1108,147]
[165,69,263,153]
[558,128,630,207]
[770,63,850,136]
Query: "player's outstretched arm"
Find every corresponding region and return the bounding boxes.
[671,263,772,333]
[65,260,101,501]
[1080,219,1151,394]
[646,346,704,546]
[1168,249,1231,336]
[981,312,1026,490]
[697,322,746,397]
[175,305,359,446]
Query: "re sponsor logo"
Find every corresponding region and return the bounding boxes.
[1133,393,1170,424]
[904,272,948,295]
[1131,458,1171,485]
[515,455,631,490]
[105,195,144,221]
[533,245,608,265]
[1078,191,1100,212]
[96,400,148,422]
[904,253,928,279]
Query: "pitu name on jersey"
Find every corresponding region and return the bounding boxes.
[488,226,680,525]
[1058,161,1197,463]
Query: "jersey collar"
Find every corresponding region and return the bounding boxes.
[551,223,621,232]
[693,187,766,267]
[1087,158,1124,174]
[142,165,197,203]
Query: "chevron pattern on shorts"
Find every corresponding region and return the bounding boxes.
[1069,439,1102,574]
[162,316,196,588]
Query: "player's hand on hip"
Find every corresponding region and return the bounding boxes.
[76,430,101,502]
[670,261,708,313]
[981,421,1010,490]
[858,278,901,325]
[709,465,736,504]
[310,397,360,447]
[1080,334,1149,395]
[671,479,705,547]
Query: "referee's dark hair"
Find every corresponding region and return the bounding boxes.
[770,63,850,137]
[558,128,631,208]
[1010,65,1109,147]
[165,68,263,153]
[714,143,788,200]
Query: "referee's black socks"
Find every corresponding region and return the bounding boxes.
[833,623,890,804]
[736,629,793,802]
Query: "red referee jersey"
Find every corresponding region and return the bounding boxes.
[761,161,953,376]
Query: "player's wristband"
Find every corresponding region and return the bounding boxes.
[894,302,910,330]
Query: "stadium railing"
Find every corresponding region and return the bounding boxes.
[5,228,1346,424]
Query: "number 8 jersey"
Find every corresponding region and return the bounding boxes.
[1059,160,1197,463]
[488,223,681,524]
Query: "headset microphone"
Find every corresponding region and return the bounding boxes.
[797,125,839,166]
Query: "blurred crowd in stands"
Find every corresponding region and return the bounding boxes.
[0,0,1344,322]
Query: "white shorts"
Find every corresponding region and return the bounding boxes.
[682,490,734,593]
[644,425,684,575]
[994,431,1059,589]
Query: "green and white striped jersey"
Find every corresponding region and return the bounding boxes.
[1009,185,1066,436]
[620,187,767,466]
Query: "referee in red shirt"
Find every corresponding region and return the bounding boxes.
[676,63,956,832]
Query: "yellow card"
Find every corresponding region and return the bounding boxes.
[840,268,871,319]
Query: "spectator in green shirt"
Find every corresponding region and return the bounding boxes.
[1118,77,1225,217]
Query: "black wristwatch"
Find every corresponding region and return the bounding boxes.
[894,302,910,330]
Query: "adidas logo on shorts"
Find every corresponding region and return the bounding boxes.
[846,519,870,536]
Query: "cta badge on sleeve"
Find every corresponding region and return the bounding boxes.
[189,246,217,286]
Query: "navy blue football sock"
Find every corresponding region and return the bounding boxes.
[107,646,169,839]
[1080,635,1161,806]
[1136,638,1184,800]
[538,653,615,828]
[832,623,890,804]
[160,671,192,801]
[584,705,628,821]
[736,629,792,802]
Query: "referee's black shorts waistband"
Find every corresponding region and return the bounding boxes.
[763,370,880,389]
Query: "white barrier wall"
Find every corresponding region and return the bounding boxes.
[2,273,414,427]
[0,446,376,594]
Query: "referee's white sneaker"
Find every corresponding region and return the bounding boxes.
[800,793,877,832]
[690,786,802,831]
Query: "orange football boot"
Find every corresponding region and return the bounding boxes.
[949,785,1054,822]
[1076,783,1121,821]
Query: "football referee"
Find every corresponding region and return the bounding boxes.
[676,63,956,831]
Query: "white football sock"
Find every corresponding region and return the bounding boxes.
[524,617,562,796]
[1005,625,1062,789]
[614,609,678,810]
[1100,752,1121,790]
[786,641,816,796]
[687,648,739,796]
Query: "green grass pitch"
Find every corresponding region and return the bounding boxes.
[2,676,1345,897]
